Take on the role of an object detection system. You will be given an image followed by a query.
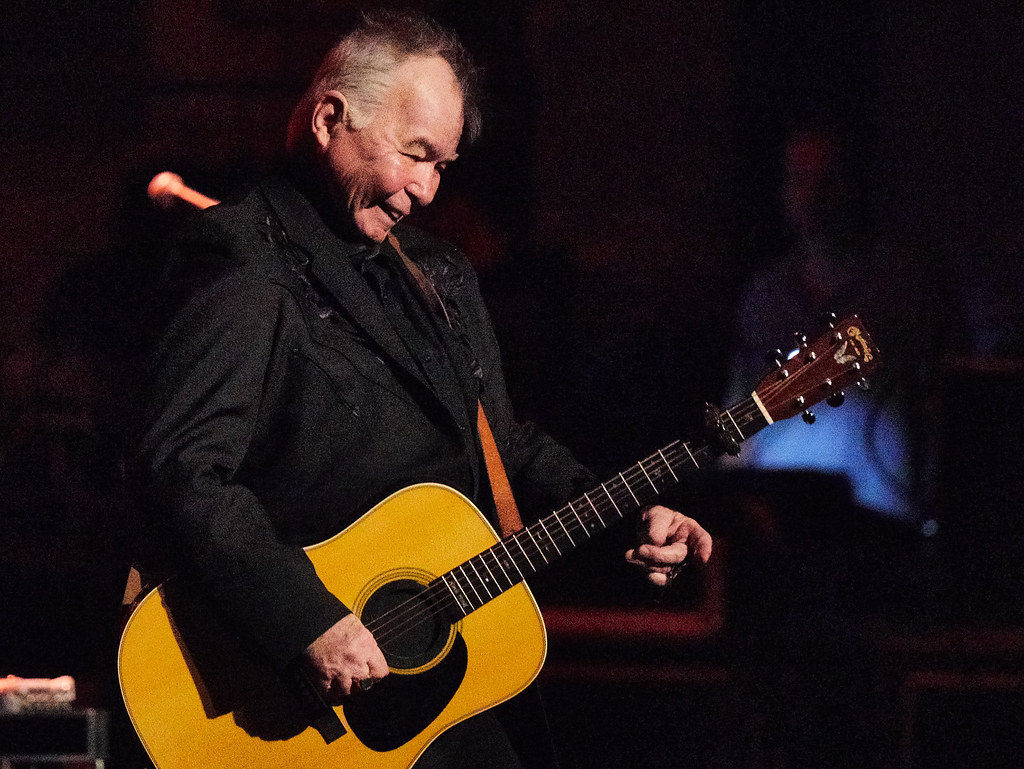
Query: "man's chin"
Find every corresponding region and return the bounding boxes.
[355,211,396,244]
[361,228,390,244]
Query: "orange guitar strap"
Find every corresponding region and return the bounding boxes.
[388,233,524,536]
[475,400,525,536]
[122,566,144,611]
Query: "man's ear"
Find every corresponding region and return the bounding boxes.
[311,90,350,150]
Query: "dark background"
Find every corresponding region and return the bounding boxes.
[2,1,1023,767]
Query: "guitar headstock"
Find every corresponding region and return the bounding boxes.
[753,314,881,423]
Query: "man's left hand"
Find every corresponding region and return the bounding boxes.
[625,505,712,586]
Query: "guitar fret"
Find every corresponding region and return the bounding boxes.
[486,546,513,586]
[512,533,537,573]
[467,559,491,598]
[442,573,471,616]
[538,517,562,556]
[566,500,589,536]
[601,482,623,517]
[583,492,605,526]
[458,564,483,606]
[472,555,497,596]
[735,401,760,429]
[498,541,525,582]
[682,443,699,468]
[555,510,577,546]
[453,570,475,609]
[638,460,658,493]
[658,449,680,482]
[524,525,549,564]
[619,473,640,505]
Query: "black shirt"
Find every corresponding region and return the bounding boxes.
[352,243,490,511]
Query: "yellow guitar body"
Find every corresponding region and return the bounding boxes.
[118,483,547,769]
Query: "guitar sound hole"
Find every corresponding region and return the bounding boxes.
[361,579,452,670]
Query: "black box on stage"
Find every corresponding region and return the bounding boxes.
[0,708,108,763]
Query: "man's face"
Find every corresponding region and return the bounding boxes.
[317,56,464,244]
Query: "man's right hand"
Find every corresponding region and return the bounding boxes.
[302,614,389,703]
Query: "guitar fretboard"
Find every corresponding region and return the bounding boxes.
[435,396,768,618]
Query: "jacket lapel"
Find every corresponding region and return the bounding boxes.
[259,175,486,499]
[257,176,438,396]
[377,235,471,417]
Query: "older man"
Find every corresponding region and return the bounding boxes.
[132,10,710,768]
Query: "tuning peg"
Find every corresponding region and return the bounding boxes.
[825,311,838,329]
[802,410,816,424]
[826,391,845,407]
[767,348,784,367]
[793,331,808,349]
[856,378,870,391]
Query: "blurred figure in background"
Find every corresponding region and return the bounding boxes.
[720,124,967,769]
[725,126,924,521]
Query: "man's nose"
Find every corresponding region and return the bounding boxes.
[406,164,440,208]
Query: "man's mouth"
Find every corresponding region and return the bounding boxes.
[382,205,406,223]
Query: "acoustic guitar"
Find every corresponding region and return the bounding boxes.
[119,315,879,769]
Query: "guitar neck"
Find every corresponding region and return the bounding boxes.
[436,396,769,618]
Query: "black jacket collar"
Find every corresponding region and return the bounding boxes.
[256,174,433,398]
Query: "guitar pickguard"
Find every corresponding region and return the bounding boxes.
[343,633,468,752]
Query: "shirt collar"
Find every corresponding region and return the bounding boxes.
[349,241,383,273]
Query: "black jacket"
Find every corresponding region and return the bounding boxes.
[132,174,593,669]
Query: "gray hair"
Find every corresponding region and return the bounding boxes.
[286,10,482,154]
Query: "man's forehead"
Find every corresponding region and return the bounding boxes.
[389,56,464,155]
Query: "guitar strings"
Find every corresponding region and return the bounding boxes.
[367,399,810,643]
[368,348,855,644]
[366,463,653,642]
[362,441,689,639]
[368,382,798,645]
[366,441,692,640]
[365,441,691,636]
[366,440,711,645]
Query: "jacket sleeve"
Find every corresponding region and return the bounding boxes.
[132,230,348,670]
[503,418,599,515]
